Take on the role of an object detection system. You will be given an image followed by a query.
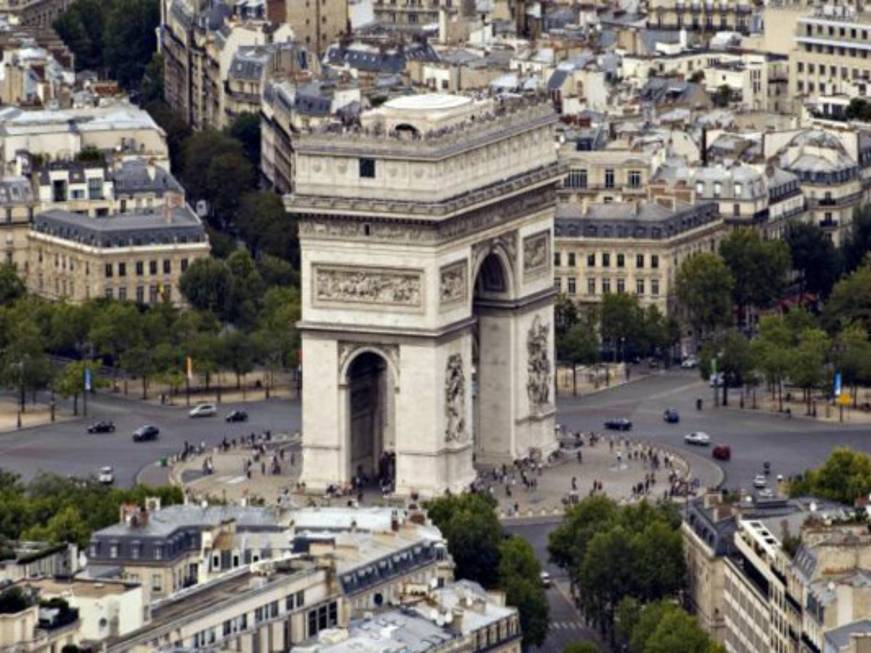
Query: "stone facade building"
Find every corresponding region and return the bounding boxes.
[646,0,756,34]
[288,94,562,496]
[554,199,726,316]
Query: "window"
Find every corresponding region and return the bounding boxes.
[359,158,376,178]
[296,591,305,607]
[568,253,576,267]
[118,287,127,301]
[628,170,642,188]
[109,544,118,558]
[555,277,562,292]
[617,254,625,268]
[617,279,625,294]
[604,169,615,189]
[270,601,279,618]
[118,262,126,277]
[152,574,162,592]
[149,260,157,275]
[181,258,189,272]
[105,288,113,299]
[568,278,576,295]
[88,178,103,200]
[636,254,644,268]
[713,182,722,197]
[602,253,610,267]
[602,278,611,294]
[163,260,171,274]
[136,261,143,276]
[651,279,660,296]
[105,263,113,278]
[733,204,740,217]
[587,278,595,295]
[136,286,144,304]
[308,602,338,637]
[587,253,595,267]
[636,280,645,295]
[554,252,561,267]
[651,255,659,269]
[149,285,159,304]
[154,546,162,560]
[567,169,587,188]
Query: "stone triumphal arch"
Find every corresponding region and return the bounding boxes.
[286,94,563,496]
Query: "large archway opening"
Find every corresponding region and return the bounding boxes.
[472,252,513,464]
[346,351,396,491]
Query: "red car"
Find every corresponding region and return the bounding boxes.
[712,445,731,461]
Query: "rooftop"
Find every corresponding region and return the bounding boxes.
[294,611,458,653]
[16,576,136,599]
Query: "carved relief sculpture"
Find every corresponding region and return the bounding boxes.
[314,265,422,307]
[445,353,467,442]
[523,231,550,279]
[440,260,468,306]
[526,316,551,409]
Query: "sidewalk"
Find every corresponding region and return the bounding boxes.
[167,433,715,519]
[0,395,76,433]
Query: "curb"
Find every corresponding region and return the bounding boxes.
[555,370,661,401]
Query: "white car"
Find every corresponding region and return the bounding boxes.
[753,475,767,489]
[684,431,711,446]
[709,373,724,387]
[189,403,217,418]
[757,488,775,499]
[98,466,115,485]
[681,356,699,369]
[540,571,552,588]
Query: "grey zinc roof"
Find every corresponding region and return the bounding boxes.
[111,160,184,196]
[299,611,458,653]
[0,175,33,204]
[229,48,268,81]
[555,200,720,240]
[32,206,205,249]
[547,68,569,92]
[824,619,871,653]
[95,505,280,538]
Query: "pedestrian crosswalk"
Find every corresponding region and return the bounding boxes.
[550,621,586,630]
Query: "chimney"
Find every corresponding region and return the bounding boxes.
[449,607,464,634]
[701,126,708,167]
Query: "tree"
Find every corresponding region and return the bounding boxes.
[832,323,871,406]
[719,229,791,324]
[642,607,725,653]
[823,261,871,334]
[629,601,678,653]
[558,320,599,395]
[842,205,871,273]
[226,248,266,328]
[102,0,160,90]
[700,329,752,406]
[579,525,638,631]
[0,263,25,305]
[140,52,164,104]
[53,360,101,415]
[205,152,254,228]
[236,191,299,264]
[712,84,732,108]
[675,253,734,344]
[0,315,52,410]
[789,327,831,414]
[0,586,33,614]
[180,130,250,207]
[789,447,871,505]
[22,506,90,547]
[555,293,580,339]
[845,98,871,122]
[89,301,142,389]
[228,113,261,169]
[52,0,104,71]
[179,258,233,318]
[785,222,840,298]
[751,315,793,411]
[498,537,549,647]
[145,101,191,170]
[548,495,618,572]
[217,330,257,389]
[425,493,502,588]
[599,292,643,362]
[253,287,301,394]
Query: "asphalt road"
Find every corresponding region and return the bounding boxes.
[0,392,299,486]
[506,519,601,653]
[2,369,869,491]
[557,368,871,492]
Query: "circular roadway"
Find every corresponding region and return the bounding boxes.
[0,370,868,490]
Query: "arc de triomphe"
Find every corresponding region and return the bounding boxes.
[286,94,562,497]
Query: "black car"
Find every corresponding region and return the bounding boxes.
[132,425,160,442]
[226,410,248,423]
[604,418,633,431]
[87,420,115,433]
[663,408,680,423]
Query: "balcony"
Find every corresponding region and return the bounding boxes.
[819,218,838,228]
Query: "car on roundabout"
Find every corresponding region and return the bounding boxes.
[753,474,767,489]
[604,418,633,431]
[87,420,115,434]
[189,403,217,418]
[684,431,711,446]
[97,466,115,485]
[663,408,680,423]
[132,425,159,442]
[226,409,248,423]
[712,445,731,461]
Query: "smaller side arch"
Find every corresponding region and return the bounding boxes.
[338,344,400,391]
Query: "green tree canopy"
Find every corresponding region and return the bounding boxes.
[785,222,841,297]
[823,261,871,334]
[719,228,791,315]
[789,447,871,505]
[227,113,261,169]
[498,537,549,647]
[675,253,734,343]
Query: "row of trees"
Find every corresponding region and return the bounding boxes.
[0,249,300,410]
[424,494,549,648]
[53,0,160,92]
[0,470,182,549]
[788,448,871,506]
[690,256,871,411]
[548,496,722,652]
